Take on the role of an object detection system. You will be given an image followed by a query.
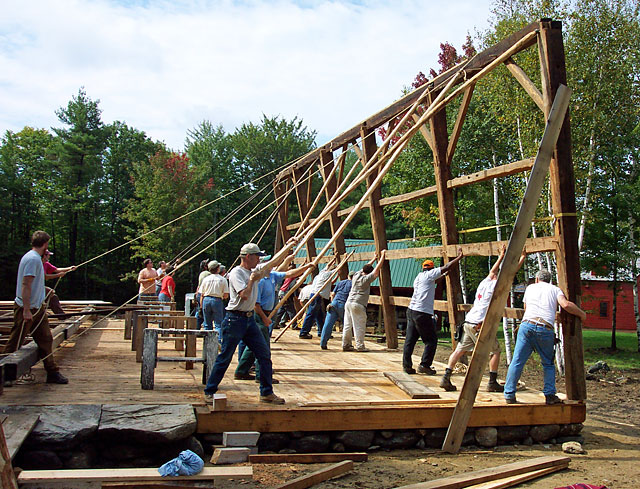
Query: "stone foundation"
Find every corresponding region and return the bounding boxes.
[1,405,583,469]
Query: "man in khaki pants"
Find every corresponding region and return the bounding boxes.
[2,230,68,384]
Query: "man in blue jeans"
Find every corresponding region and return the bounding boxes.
[204,238,298,404]
[319,271,353,350]
[299,258,337,339]
[200,260,229,339]
[503,269,586,405]
[234,255,314,381]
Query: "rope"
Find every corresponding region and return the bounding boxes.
[73,149,315,269]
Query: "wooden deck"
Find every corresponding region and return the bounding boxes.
[0,319,585,433]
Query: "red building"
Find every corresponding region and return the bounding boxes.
[581,273,636,331]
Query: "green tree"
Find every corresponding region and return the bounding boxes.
[50,88,110,295]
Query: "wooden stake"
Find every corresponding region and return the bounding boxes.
[441,84,572,454]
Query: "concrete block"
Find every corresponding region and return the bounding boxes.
[223,431,261,447]
[211,447,251,464]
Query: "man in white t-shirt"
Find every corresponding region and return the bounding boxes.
[342,251,386,352]
[403,249,463,375]
[503,269,586,405]
[200,260,229,338]
[440,247,525,392]
[203,238,298,405]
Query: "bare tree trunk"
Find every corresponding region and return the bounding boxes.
[578,129,596,251]
[631,219,640,352]
[611,196,618,351]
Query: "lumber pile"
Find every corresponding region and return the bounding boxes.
[393,455,570,489]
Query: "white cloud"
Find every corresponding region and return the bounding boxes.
[0,0,493,150]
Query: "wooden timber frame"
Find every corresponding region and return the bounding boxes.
[272,20,585,401]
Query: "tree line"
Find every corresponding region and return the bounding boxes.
[0,90,316,305]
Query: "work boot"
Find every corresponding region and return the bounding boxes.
[486,371,503,392]
[505,397,518,404]
[260,393,285,404]
[46,372,69,384]
[299,333,313,339]
[342,344,355,351]
[417,365,437,375]
[545,394,564,405]
[404,367,416,375]
[440,375,457,392]
[234,372,255,380]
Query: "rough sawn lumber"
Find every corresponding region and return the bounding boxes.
[383,372,440,399]
[392,455,570,489]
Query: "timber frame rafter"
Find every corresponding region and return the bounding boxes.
[272,19,585,402]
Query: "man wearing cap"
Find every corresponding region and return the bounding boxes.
[200,260,229,338]
[234,254,314,381]
[2,231,68,384]
[319,270,354,350]
[440,247,525,392]
[403,250,463,375]
[342,251,386,352]
[503,269,586,405]
[194,259,211,329]
[204,238,298,404]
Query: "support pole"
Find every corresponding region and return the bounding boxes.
[442,84,572,454]
[293,166,318,263]
[361,126,398,349]
[319,150,349,279]
[538,19,586,401]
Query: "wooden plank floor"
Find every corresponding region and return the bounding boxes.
[0,319,586,433]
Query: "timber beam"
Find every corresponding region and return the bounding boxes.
[334,157,535,218]
[292,236,557,264]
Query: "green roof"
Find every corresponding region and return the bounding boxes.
[296,238,427,287]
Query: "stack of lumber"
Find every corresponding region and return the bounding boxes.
[393,455,570,489]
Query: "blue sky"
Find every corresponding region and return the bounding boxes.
[0,0,495,150]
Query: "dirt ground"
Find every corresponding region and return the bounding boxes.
[221,342,640,489]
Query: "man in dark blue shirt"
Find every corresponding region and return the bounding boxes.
[319,271,354,350]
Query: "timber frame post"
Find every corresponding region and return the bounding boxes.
[429,94,465,341]
[319,150,349,279]
[538,19,586,401]
[361,126,398,348]
[273,180,291,253]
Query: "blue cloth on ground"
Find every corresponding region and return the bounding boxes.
[158,449,204,476]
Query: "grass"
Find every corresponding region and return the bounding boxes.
[582,329,640,370]
[435,326,640,371]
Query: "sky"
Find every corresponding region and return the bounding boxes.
[0,0,495,151]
